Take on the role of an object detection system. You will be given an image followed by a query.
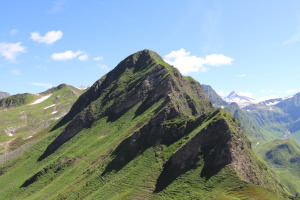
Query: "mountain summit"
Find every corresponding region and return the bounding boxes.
[0,50,292,199]
[224,91,258,108]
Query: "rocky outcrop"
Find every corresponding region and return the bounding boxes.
[41,50,212,160]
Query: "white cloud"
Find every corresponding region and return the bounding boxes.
[204,54,234,66]
[164,48,233,74]
[216,90,229,97]
[93,56,103,61]
[237,91,253,98]
[10,29,18,36]
[32,83,53,88]
[10,69,21,75]
[287,89,300,94]
[238,74,246,78]
[78,54,88,61]
[51,50,84,61]
[0,42,26,62]
[257,95,279,102]
[30,30,63,44]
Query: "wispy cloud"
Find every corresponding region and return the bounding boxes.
[216,90,229,97]
[282,31,300,45]
[287,89,300,94]
[257,95,279,102]
[283,15,300,45]
[10,69,21,75]
[32,82,53,88]
[10,29,18,36]
[237,74,246,78]
[31,30,63,44]
[51,50,87,61]
[237,91,253,98]
[93,56,103,61]
[78,54,88,61]
[97,64,109,72]
[164,48,233,74]
[0,42,26,62]
[35,65,47,70]
[48,0,65,14]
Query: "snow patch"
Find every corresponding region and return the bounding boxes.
[266,101,280,106]
[51,111,57,114]
[256,142,259,145]
[30,94,52,105]
[44,104,56,110]
[9,133,13,136]
[221,106,224,108]
[223,91,258,108]
[282,95,293,100]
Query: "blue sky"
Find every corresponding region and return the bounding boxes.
[1,0,300,101]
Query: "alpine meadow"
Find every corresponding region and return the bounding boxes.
[1,1,300,199]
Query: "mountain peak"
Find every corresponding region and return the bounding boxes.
[43,49,211,159]
[224,91,258,108]
[227,91,237,98]
[116,49,166,73]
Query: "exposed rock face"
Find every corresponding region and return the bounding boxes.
[154,109,283,192]
[39,50,285,194]
[41,50,212,159]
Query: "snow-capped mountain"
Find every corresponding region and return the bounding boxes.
[223,91,258,108]
[258,95,294,107]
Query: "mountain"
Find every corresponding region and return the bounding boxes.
[202,84,300,196]
[0,50,294,199]
[201,86,266,141]
[0,84,83,160]
[0,91,10,100]
[244,93,300,141]
[224,91,258,108]
[201,84,228,107]
[224,102,265,140]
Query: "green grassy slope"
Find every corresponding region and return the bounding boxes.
[0,84,83,156]
[0,50,295,199]
[0,107,291,200]
[257,139,300,196]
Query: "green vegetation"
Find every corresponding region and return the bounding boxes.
[257,139,300,196]
[0,50,296,199]
[0,84,83,156]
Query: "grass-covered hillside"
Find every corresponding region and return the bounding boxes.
[0,50,295,199]
[257,139,300,197]
[0,84,83,159]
